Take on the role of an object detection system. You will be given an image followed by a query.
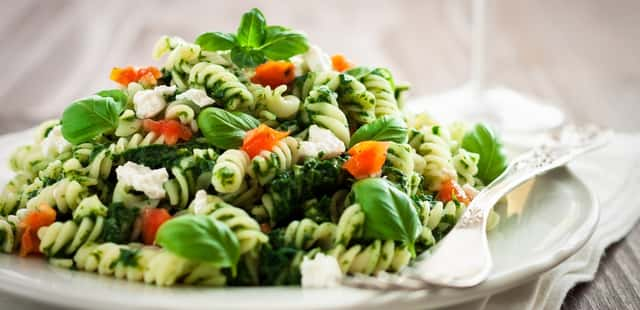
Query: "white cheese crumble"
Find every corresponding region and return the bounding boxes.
[300,253,343,288]
[299,125,345,159]
[176,89,215,107]
[133,85,176,119]
[302,45,332,72]
[116,162,169,199]
[41,125,72,157]
[191,190,209,215]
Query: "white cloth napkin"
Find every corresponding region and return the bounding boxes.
[440,132,640,310]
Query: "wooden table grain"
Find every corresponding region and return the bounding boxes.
[1,0,639,309]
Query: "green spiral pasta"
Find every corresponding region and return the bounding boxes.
[334,204,365,245]
[220,177,263,208]
[283,219,336,250]
[0,217,16,253]
[164,100,200,132]
[300,71,341,99]
[153,36,202,90]
[362,68,400,117]
[301,86,350,146]
[250,136,299,185]
[328,240,411,275]
[26,177,95,214]
[144,248,227,286]
[207,206,268,255]
[188,62,254,111]
[336,73,377,125]
[109,132,167,155]
[0,174,30,215]
[211,149,251,194]
[251,84,300,119]
[37,196,107,256]
[408,126,456,191]
[115,110,142,137]
[452,148,480,187]
[112,181,160,209]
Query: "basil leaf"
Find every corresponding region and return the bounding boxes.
[156,215,240,268]
[96,89,127,113]
[236,8,266,48]
[197,107,260,149]
[230,46,267,68]
[260,27,309,60]
[461,123,508,184]
[350,116,408,147]
[61,96,121,144]
[353,178,422,256]
[195,32,237,51]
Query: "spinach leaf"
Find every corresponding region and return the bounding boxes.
[258,245,302,285]
[197,107,259,149]
[61,96,121,144]
[352,178,422,256]
[195,32,236,51]
[236,8,266,48]
[116,141,211,169]
[260,26,309,60]
[461,123,508,184]
[350,116,408,147]
[101,203,139,244]
[156,215,240,269]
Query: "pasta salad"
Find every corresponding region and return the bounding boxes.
[0,8,507,287]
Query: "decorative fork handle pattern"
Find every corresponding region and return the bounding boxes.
[341,125,610,291]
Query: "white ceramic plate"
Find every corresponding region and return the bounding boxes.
[0,130,599,310]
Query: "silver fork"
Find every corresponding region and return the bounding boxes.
[342,124,611,290]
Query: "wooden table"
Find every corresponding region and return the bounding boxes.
[1,0,639,308]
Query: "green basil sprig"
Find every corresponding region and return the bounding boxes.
[61,90,127,144]
[197,107,260,149]
[195,8,309,68]
[461,123,508,184]
[156,215,240,270]
[352,178,422,256]
[350,116,408,147]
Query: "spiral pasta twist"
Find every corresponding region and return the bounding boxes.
[284,219,336,250]
[9,145,52,177]
[251,84,300,119]
[211,149,251,194]
[417,200,464,248]
[334,204,365,245]
[408,127,456,191]
[328,240,411,275]
[26,177,95,214]
[452,148,480,187]
[207,206,268,255]
[300,71,341,99]
[250,137,299,185]
[115,110,142,138]
[153,36,201,90]
[37,196,107,256]
[362,69,400,117]
[109,132,166,154]
[188,62,254,111]
[74,242,227,286]
[0,217,16,253]
[0,174,30,215]
[164,166,197,209]
[164,100,199,132]
[220,177,263,208]
[336,73,377,125]
[301,86,350,146]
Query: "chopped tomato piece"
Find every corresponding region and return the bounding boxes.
[242,124,290,158]
[19,204,57,256]
[110,66,162,87]
[343,141,389,179]
[436,179,470,205]
[143,119,192,145]
[141,208,172,245]
[331,54,353,72]
[250,61,296,88]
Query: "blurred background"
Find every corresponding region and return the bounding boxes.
[1,0,639,308]
[1,0,638,134]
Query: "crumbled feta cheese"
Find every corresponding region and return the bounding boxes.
[191,190,209,214]
[299,125,346,159]
[133,85,176,119]
[116,162,169,199]
[41,125,72,157]
[176,89,215,107]
[301,253,343,288]
[289,55,306,76]
[302,45,332,72]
